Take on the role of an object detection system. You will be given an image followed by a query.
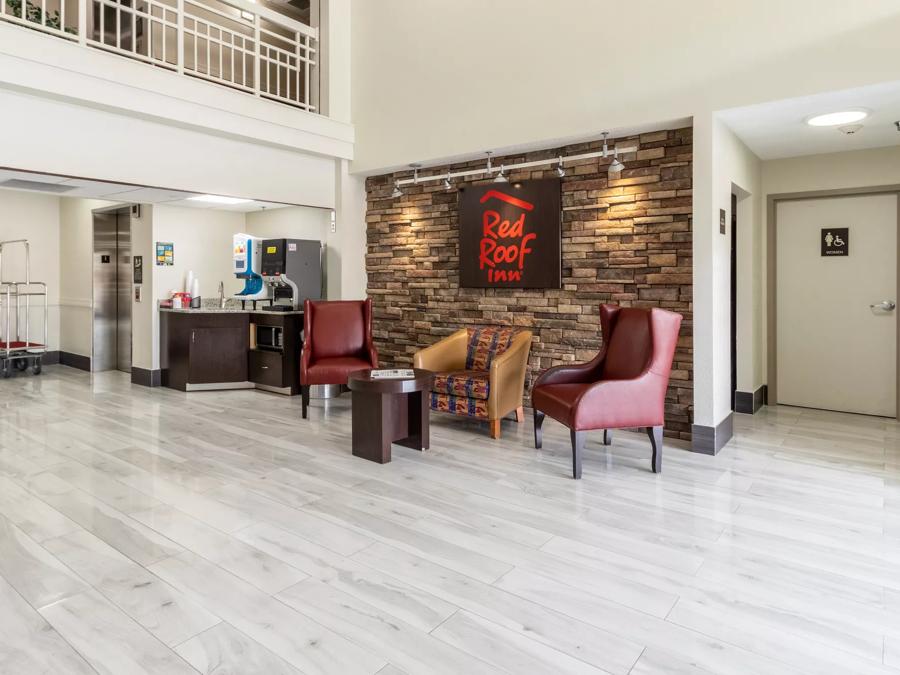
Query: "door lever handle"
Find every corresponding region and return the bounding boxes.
[869,300,896,311]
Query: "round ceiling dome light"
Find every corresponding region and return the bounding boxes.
[805,109,869,127]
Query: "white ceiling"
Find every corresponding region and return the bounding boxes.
[719,79,900,160]
[0,168,293,212]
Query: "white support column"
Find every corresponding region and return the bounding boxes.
[328,158,367,300]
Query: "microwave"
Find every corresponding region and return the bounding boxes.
[256,325,283,352]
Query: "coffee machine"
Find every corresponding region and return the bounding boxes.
[232,234,270,307]
[260,239,323,310]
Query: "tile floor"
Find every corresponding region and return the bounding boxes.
[0,365,899,674]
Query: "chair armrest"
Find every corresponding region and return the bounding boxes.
[570,370,667,430]
[533,349,606,388]
[413,329,467,372]
[489,331,533,418]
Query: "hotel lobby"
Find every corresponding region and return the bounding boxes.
[1,1,900,673]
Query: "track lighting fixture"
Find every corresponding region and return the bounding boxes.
[390,138,637,190]
[484,151,494,177]
[608,149,624,175]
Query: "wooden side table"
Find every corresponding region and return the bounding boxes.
[346,369,433,464]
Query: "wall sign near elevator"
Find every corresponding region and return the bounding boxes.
[821,227,849,256]
[458,179,561,288]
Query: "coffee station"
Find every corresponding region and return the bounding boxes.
[159,233,322,394]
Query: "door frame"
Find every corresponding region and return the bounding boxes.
[767,185,900,417]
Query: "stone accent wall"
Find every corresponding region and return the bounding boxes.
[365,127,693,439]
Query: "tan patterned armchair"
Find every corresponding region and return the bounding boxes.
[413,326,532,439]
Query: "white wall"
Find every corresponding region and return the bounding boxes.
[0,190,61,350]
[152,205,246,302]
[330,159,368,300]
[245,205,331,242]
[350,0,900,173]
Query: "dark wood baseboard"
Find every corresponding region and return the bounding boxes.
[131,367,162,387]
[59,351,91,372]
[734,385,767,415]
[691,413,733,455]
[42,350,60,365]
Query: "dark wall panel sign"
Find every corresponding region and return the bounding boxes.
[133,255,143,284]
[719,208,726,235]
[821,227,849,257]
[458,179,561,288]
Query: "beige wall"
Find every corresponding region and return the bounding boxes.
[152,205,246,302]
[351,0,900,173]
[0,190,61,350]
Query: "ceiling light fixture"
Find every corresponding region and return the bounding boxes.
[391,180,403,198]
[555,156,566,178]
[494,165,509,183]
[805,109,869,127]
[187,194,252,205]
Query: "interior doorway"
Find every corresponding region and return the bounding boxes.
[92,206,132,373]
[773,192,899,417]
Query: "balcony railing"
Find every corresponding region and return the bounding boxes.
[1,0,318,111]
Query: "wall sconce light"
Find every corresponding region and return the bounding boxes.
[391,180,403,198]
[555,156,566,178]
[494,165,509,183]
[443,171,453,191]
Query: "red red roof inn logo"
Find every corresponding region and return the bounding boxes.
[459,179,561,289]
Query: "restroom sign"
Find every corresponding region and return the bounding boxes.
[821,228,849,257]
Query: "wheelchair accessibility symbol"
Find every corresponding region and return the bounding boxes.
[821,227,849,257]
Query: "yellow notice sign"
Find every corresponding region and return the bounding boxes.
[267,246,277,253]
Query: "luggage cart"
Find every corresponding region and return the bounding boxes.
[0,240,47,377]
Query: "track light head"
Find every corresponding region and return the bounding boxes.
[391,180,403,198]
[555,156,566,178]
[484,151,494,177]
[410,163,421,184]
[601,131,610,159]
[494,165,509,183]
[608,150,624,175]
[443,171,453,191]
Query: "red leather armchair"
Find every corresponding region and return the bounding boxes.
[531,304,682,479]
[300,299,379,418]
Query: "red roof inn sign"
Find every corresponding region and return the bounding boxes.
[458,179,562,288]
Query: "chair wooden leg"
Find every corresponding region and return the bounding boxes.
[490,419,501,439]
[533,410,545,449]
[570,430,585,479]
[602,429,613,445]
[515,406,525,423]
[647,425,663,473]
[301,386,310,419]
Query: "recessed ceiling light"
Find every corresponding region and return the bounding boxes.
[805,110,869,127]
[187,194,252,205]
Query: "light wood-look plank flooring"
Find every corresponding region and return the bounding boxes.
[0,365,899,674]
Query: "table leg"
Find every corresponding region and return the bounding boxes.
[351,390,392,463]
[396,389,429,451]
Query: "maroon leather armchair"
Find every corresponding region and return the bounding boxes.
[531,304,682,479]
[300,299,379,418]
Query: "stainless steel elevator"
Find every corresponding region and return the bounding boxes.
[92,208,132,373]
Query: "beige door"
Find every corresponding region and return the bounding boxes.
[776,194,898,416]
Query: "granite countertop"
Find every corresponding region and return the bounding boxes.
[160,307,305,315]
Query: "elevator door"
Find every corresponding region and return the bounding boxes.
[92,209,132,373]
